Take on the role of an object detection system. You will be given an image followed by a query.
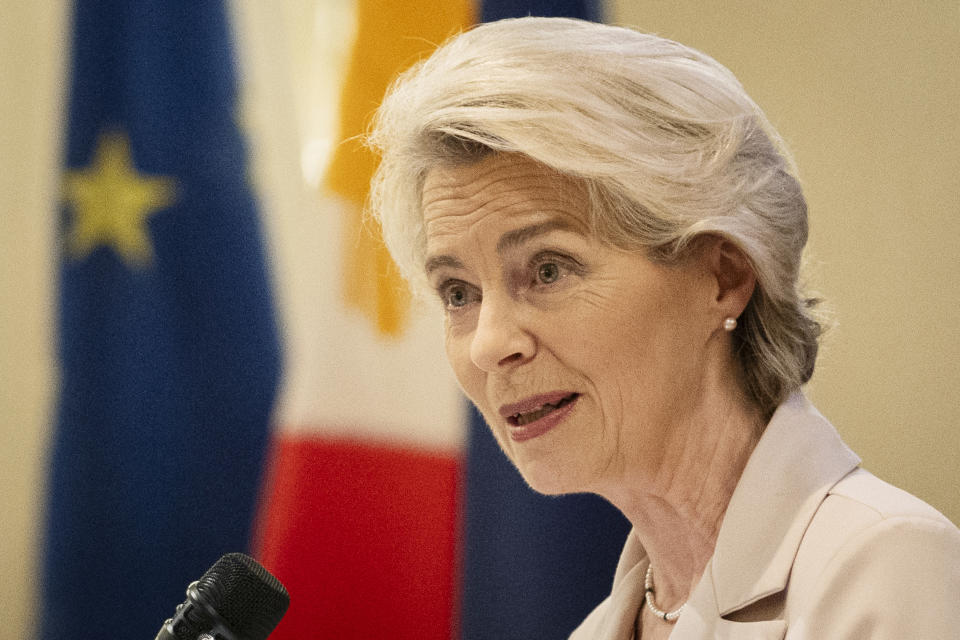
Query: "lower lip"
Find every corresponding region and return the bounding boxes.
[508,396,579,442]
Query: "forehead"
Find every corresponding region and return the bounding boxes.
[421,153,590,237]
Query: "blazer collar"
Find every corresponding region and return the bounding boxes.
[709,392,860,615]
[603,535,650,640]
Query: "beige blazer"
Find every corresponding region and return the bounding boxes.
[570,393,960,639]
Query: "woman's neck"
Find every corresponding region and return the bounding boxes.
[601,382,764,612]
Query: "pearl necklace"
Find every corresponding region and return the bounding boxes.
[644,565,686,623]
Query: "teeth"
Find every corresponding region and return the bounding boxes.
[513,395,575,426]
[516,404,555,426]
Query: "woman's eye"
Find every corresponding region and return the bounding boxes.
[447,286,468,307]
[537,262,561,284]
[526,252,585,290]
[439,281,478,310]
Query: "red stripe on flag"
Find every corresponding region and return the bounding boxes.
[256,434,462,639]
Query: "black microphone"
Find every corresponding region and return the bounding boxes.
[155,552,290,640]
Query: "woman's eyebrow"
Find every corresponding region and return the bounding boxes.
[495,219,579,254]
[424,254,464,276]
[424,218,580,276]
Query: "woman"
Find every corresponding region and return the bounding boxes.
[368,17,960,639]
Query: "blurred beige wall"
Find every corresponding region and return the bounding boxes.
[2,2,957,638]
[611,0,960,523]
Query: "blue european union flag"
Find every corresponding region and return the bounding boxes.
[42,1,281,637]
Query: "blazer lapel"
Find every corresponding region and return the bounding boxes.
[668,563,786,640]
[709,393,860,616]
[711,620,787,639]
[601,531,649,639]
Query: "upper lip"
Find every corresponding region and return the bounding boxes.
[498,391,579,419]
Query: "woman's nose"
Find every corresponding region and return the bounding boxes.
[469,295,536,373]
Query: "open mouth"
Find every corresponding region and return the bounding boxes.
[508,393,580,426]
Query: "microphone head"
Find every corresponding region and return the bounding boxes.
[193,553,290,640]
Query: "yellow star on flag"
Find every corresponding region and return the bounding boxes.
[62,130,177,266]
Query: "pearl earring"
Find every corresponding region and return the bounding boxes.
[723,317,738,331]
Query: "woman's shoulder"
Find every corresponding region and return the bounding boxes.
[827,467,955,525]
[784,467,960,637]
[790,467,958,593]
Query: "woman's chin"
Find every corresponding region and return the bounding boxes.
[516,460,588,496]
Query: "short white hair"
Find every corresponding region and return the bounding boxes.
[369,16,821,415]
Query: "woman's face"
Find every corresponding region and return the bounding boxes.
[422,153,718,496]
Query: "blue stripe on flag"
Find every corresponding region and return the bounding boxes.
[481,0,603,22]
[42,1,281,638]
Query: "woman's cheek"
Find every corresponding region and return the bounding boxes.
[444,305,479,339]
[445,325,483,394]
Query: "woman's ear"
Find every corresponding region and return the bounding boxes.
[702,236,756,321]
